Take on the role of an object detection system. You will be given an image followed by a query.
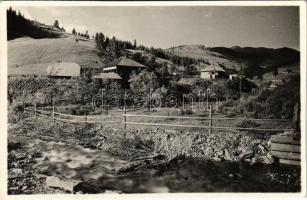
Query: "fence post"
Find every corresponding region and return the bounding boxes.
[209,105,212,134]
[34,104,37,119]
[52,104,55,123]
[122,107,126,131]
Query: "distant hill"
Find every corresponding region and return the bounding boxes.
[167,45,300,74]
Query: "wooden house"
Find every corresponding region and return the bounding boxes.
[200,64,227,80]
[103,56,146,88]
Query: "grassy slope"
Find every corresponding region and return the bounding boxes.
[168,45,240,70]
[8,35,101,75]
[168,45,300,72]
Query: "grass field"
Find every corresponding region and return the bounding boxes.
[8,35,101,75]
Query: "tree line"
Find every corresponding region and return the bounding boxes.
[7,7,62,40]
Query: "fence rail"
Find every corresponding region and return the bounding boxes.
[123,114,292,122]
[24,105,121,124]
[23,105,294,133]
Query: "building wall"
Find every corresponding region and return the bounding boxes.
[201,71,215,79]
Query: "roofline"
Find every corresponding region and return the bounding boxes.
[116,64,146,68]
[200,69,224,72]
[103,66,117,71]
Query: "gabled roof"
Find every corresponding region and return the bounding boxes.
[200,64,225,72]
[93,72,122,80]
[104,56,146,69]
[47,62,80,77]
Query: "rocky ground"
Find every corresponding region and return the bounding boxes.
[7,117,301,194]
[8,142,67,194]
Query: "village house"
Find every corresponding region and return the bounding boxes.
[47,62,81,78]
[200,64,227,80]
[103,56,146,88]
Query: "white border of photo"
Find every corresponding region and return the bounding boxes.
[0,1,306,200]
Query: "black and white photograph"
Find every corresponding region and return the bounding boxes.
[0,1,306,197]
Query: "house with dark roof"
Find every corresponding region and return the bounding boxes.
[103,56,146,88]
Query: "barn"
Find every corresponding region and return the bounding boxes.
[47,62,81,78]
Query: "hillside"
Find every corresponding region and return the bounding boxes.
[7,7,65,40]
[167,45,300,73]
[8,36,102,75]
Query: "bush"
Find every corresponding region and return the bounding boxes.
[8,103,24,124]
[180,108,194,115]
[238,75,299,119]
[236,119,260,129]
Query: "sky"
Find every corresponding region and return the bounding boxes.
[12,6,300,50]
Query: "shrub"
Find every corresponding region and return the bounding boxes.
[8,102,24,124]
[179,108,194,115]
[233,74,299,119]
[236,119,260,129]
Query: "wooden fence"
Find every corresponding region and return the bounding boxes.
[24,106,121,124]
[23,105,294,134]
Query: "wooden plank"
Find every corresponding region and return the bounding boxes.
[123,114,292,122]
[271,150,300,160]
[271,135,300,145]
[279,159,301,166]
[54,112,84,118]
[123,122,210,129]
[124,114,211,120]
[123,121,293,132]
[271,143,300,153]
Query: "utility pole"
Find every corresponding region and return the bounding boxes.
[206,88,211,111]
[239,63,242,98]
[101,88,105,111]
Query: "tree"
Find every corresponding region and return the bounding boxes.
[133,39,137,49]
[53,20,60,29]
[72,28,76,35]
[273,66,279,77]
[129,70,159,93]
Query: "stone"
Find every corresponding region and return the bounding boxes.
[46,176,80,192]
[239,150,254,160]
[259,155,274,165]
[21,186,28,191]
[212,156,221,162]
[224,149,232,160]
[11,168,22,174]
[251,157,257,164]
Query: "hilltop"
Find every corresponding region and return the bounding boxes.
[8,35,101,75]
